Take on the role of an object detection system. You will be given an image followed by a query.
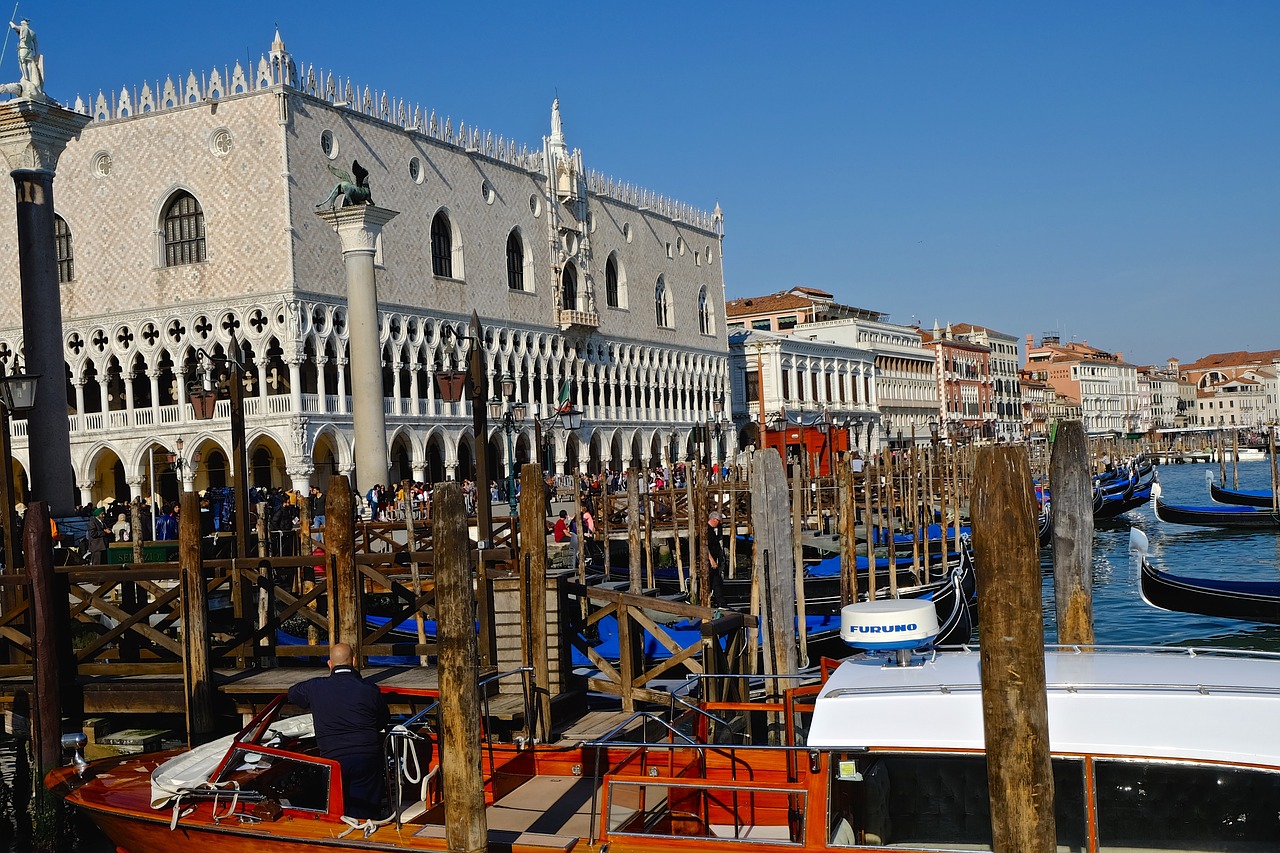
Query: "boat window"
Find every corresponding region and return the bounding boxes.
[1095,760,1280,851]
[215,746,332,813]
[827,753,1086,851]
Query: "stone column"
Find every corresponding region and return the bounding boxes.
[288,467,312,497]
[148,369,162,419]
[335,357,349,415]
[316,205,398,496]
[0,100,90,517]
[315,355,328,402]
[287,357,303,414]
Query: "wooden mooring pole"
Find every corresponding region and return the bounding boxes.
[517,463,552,740]
[434,481,487,853]
[627,467,642,593]
[326,475,358,659]
[1050,421,1094,646]
[25,501,75,777]
[179,490,216,745]
[749,450,798,716]
[972,446,1056,853]
[130,498,144,564]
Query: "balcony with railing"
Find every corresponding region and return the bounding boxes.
[557,309,599,331]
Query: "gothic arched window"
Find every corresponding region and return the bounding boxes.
[698,286,713,335]
[506,230,524,291]
[605,255,620,308]
[54,214,73,283]
[561,263,578,310]
[431,212,453,278]
[163,191,206,267]
[655,276,671,328]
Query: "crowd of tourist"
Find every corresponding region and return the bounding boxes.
[11,459,740,568]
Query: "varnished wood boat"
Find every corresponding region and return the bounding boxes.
[51,598,1280,852]
[1151,482,1280,529]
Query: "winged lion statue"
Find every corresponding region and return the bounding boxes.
[317,159,373,209]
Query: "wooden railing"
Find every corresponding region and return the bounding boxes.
[564,581,755,711]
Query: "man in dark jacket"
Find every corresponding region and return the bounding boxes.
[706,511,727,608]
[287,642,388,818]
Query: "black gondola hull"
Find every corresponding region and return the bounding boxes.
[1210,482,1277,509]
[1140,558,1280,624]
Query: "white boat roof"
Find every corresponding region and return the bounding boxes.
[808,645,1280,767]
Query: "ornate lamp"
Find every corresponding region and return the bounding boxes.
[188,383,219,421]
[435,369,467,404]
[0,367,39,414]
[559,406,583,431]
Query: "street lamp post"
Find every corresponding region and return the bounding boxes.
[533,403,584,477]
[489,374,527,520]
[816,408,832,476]
[703,395,726,470]
[187,330,251,559]
[0,358,38,572]
[168,436,203,486]
[433,313,493,545]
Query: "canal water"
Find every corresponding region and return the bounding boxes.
[16,457,1280,851]
[1043,457,1280,649]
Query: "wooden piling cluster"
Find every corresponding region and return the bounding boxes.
[5,420,1261,787]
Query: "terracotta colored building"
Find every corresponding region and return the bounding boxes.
[920,326,993,444]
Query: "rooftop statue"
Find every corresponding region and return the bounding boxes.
[0,18,47,101]
[317,159,373,209]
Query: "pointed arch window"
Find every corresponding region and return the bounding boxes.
[163,191,206,266]
[506,230,524,291]
[697,286,713,335]
[54,214,74,283]
[655,276,671,328]
[431,212,453,278]
[561,263,578,310]
[605,255,620,308]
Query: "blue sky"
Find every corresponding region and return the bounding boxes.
[21,1,1280,366]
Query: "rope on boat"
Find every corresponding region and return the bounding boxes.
[210,783,242,824]
[337,813,396,839]
[169,796,195,831]
[167,780,243,830]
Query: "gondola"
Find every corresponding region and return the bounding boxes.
[1209,480,1277,509]
[871,522,971,550]
[606,536,963,614]
[1151,482,1280,530]
[1035,483,1053,546]
[1134,528,1280,624]
[805,550,976,658]
[1092,459,1156,520]
[718,549,967,615]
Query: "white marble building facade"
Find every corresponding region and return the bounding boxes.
[727,329,879,456]
[797,318,938,447]
[0,34,730,506]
